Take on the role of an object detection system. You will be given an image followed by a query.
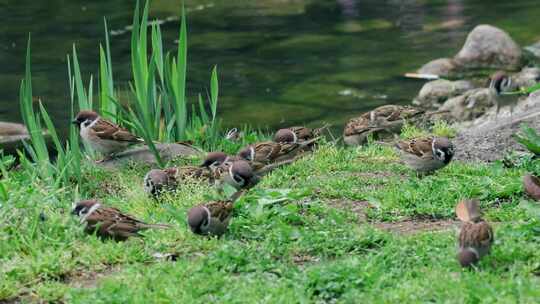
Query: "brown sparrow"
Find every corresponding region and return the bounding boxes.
[225,128,244,141]
[213,160,259,190]
[343,105,426,146]
[72,110,142,158]
[395,137,454,173]
[143,166,213,196]
[523,174,540,201]
[273,126,315,143]
[187,191,244,236]
[200,151,240,170]
[237,139,317,171]
[455,199,494,267]
[72,200,170,241]
[489,71,519,115]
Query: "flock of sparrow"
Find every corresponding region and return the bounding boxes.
[70,95,494,268]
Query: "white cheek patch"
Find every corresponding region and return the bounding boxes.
[288,130,298,143]
[228,164,244,186]
[202,206,211,229]
[250,146,255,161]
[80,203,101,224]
[467,247,480,259]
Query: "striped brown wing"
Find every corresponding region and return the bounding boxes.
[344,115,371,136]
[291,126,314,141]
[206,200,233,222]
[253,142,282,163]
[85,207,147,238]
[396,137,434,158]
[459,221,494,248]
[93,119,141,142]
[177,166,212,181]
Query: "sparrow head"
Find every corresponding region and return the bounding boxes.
[237,145,255,162]
[228,160,255,187]
[143,169,174,196]
[489,71,512,95]
[457,247,480,268]
[72,199,101,218]
[187,205,210,234]
[225,128,242,141]
[72,110,99,127]
[274,129,297,143]
[432,137,454,164]
[201,152,229,169]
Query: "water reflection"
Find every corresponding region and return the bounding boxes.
[0,0,538,139]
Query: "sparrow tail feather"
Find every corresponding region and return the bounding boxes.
[143,223,172,229]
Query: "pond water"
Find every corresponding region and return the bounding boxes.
[1,0,539,137]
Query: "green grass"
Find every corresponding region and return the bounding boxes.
[1,142,539,303]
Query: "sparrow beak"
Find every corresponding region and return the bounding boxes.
[71,119,79,125]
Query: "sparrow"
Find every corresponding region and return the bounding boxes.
[187,190,245,237]
[455,199,494,268]
[143,166,213,196]
[523,174,540,201]
[72,110,143,159]
[225,128,244,141]
[237,139,317,171]
[72,199,170,241]
[343,105,426,146]
[213,160,259,190]
[200,151,240,170]
[395,136,454,174]
[488,71,519,115]
[273,126,316,143]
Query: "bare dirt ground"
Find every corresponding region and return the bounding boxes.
[453,95,540,162]
[326,199,460,235]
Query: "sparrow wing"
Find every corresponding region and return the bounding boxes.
[290,126,314,141]
[344,116,371,136]
[399,106,425,120]
[177,166,212,181]
[105,221,142,239]
[206,200,233,223]
[459,221,494,248]
[254,142,281,163]
[396,137,434,159]
[93,119,141,143]
[83,207,142,239]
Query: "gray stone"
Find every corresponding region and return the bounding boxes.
[438,88,496,121]
[417,58,457,76]
[512,67,540,89]
[0,122,28,136]
[454,25,522,70]
[524,41,540,59]
[413,79,475,109]
[453,93,540,162]
[99,143,202,169]
[0,122,50,154]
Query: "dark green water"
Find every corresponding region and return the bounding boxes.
[1,0,539,136]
